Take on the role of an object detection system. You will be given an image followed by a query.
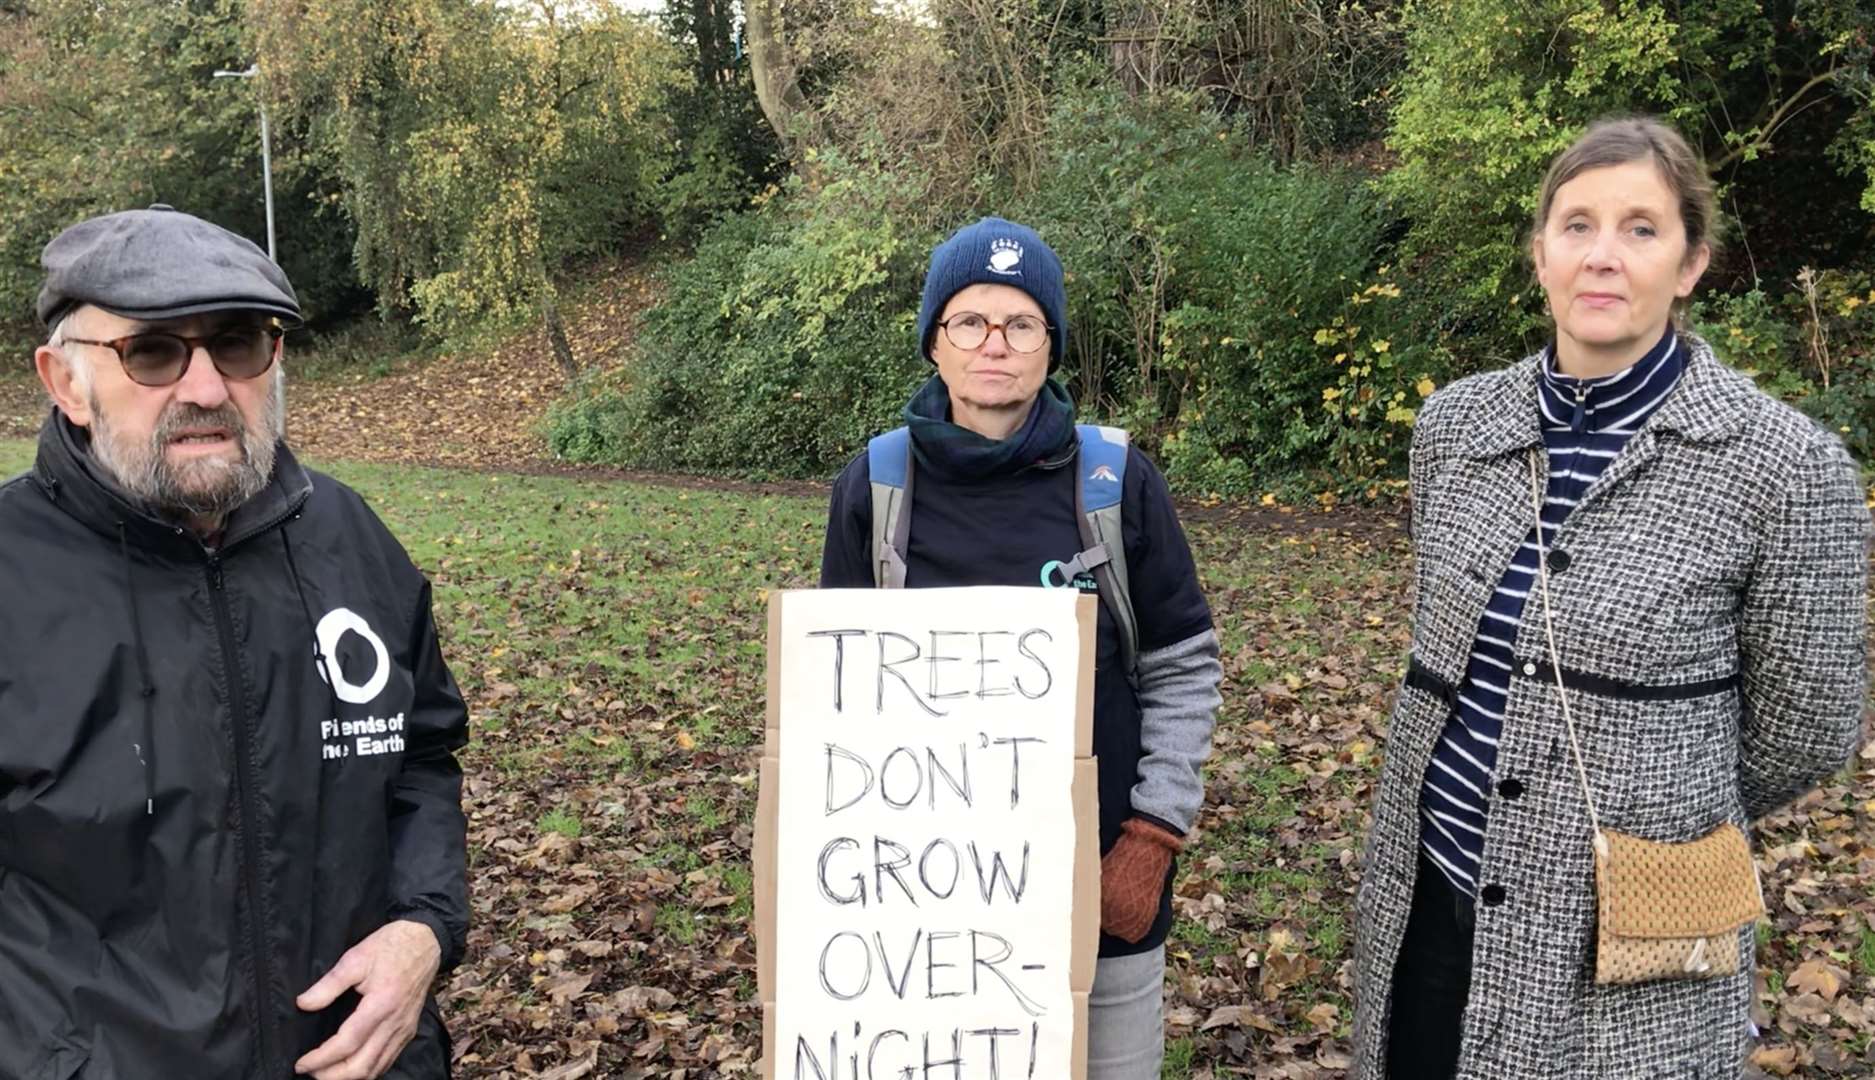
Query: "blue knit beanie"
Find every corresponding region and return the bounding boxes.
[916,217,1068,371]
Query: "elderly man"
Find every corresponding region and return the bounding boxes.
[1,205,468,1080]
[819,217,1222,1079]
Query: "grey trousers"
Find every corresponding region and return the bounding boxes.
[1087,945,1166,1080]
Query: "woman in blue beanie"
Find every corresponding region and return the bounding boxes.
[819,216,1224,1079]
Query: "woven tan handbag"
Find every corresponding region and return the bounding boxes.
[1527,452,1765,986]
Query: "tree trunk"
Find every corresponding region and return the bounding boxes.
[691,0,724,86]
[541,286,577,381]
[743,0,813,160]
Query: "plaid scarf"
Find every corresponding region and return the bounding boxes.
[903,374,1077,481]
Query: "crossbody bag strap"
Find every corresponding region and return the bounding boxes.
[1527,450,1609,859]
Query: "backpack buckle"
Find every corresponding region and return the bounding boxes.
[1040,545,1111,589]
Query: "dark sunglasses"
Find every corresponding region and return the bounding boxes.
[64,325,284,387]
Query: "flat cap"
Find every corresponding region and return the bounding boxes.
[36,204,300,327]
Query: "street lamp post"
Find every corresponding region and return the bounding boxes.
[212,64,276,262]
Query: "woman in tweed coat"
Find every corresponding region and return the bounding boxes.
[1351,117,1869,1078]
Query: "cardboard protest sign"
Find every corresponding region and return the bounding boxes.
[756,588,1099,1080]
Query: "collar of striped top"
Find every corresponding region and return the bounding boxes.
[1538,326,1683,435]
[1460,332,1754,459]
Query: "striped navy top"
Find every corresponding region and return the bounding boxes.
[1417,327,1684,897]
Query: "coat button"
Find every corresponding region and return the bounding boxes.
[1522,662,1537,676]
[1497,778,1524,800]
[1547,548,1572,573]
[1481,883,1508,907]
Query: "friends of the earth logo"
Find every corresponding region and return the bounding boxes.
[1039,559,1099,592]
[313,606,411,762]
[988,237,1023,274]
[313,607,391,706]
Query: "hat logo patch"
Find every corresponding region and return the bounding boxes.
[988,238,1023,275]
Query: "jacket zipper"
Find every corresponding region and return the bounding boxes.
[207,555,280,1076]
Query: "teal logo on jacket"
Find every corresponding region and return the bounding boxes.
[1039,560,1098,592]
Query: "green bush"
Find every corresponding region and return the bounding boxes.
[544,369,634,464]
[1689,290,1806,399]
[552,80,1428,489]
[1781,272,1875,463]
[1384,0,1875,374]
[650,57,781,240]
[1691,272,1875,462]
[1014,81,1426,492]
[547,157,936,476]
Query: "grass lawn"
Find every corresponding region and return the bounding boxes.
[0,436,1868,1077]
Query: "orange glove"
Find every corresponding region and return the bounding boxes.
[1100,817,1183,943]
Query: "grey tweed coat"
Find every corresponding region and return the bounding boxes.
[1350,335,1870,1079]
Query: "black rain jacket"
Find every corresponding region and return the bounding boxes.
[0,414,469,1079]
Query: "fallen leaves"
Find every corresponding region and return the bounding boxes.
[1752,759,1875,1073]
[283,257,661,473]
[539,971,595,1006]
[1201,1003,1263,1031]
[1752,1044,1799,1075]
[540,884,597,915]
[1789,958,1847,1001]
[1259,929,1322,1000]
[0,372,42,441]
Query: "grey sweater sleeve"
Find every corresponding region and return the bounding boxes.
[1130,628,1223,834]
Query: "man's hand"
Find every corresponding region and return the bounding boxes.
[294,920,442,1079]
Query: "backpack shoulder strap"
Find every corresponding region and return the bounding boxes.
[1073,424,1140,681]
[866,428,913,588]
